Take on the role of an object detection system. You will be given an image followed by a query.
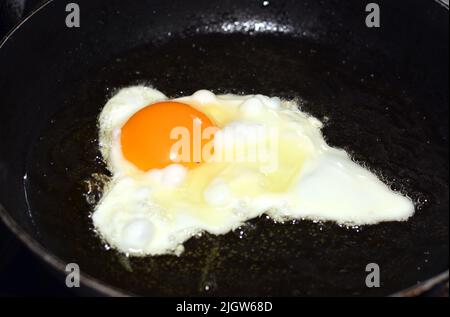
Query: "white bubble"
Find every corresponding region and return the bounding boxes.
[204,179,232,207]
[161,164,187,187]
[241,97,264,115]
[193,90,217,104]
[120,219,154,252]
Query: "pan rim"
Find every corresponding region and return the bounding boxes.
[0,0,448,297]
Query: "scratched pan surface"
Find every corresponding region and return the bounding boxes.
[0,0,448,296]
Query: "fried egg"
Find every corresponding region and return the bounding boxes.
[93,86,414,256]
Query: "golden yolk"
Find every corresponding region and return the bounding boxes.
[120,101,217,171]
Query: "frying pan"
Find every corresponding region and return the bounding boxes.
[0,0,448,296]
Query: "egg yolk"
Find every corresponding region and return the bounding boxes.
[121,101,217,171]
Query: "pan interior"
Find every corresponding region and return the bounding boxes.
[23,31,448,296]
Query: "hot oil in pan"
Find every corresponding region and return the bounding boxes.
[25,33,448,296]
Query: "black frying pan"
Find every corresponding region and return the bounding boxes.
[0,0,448,296]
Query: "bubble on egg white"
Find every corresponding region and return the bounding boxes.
[268,97,281,109]
[241,97,264,115]
[161,164,187,187]
[146,169,163,183]
[192,90,217,104]
[120,218,155,252]
[204,179,233,207]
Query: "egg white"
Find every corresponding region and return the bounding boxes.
[93,86,415,256]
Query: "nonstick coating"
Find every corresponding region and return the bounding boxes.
[0,0,448,296]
